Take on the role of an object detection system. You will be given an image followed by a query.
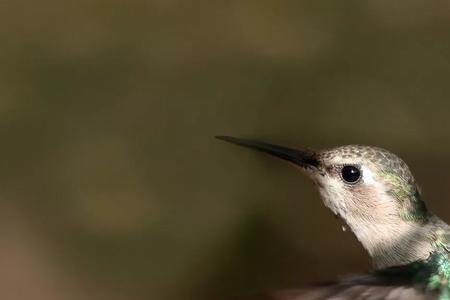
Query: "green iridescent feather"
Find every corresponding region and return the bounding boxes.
[378,169,428,222]
[358,250,449,299]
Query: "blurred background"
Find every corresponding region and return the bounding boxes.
[2,1,450,299]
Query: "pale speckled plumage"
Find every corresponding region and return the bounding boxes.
[309,145,449,269]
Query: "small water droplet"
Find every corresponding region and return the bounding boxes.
[342,225,347,232]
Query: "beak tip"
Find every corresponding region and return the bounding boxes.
[215,135,238,143]
[215,135,319,169]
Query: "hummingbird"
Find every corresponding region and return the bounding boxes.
[216,136,450,300]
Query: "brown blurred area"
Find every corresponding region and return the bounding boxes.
[2,1,450,299]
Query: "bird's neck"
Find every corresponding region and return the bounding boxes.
[345,214,449,269]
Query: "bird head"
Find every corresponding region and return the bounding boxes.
[217,136,432,268]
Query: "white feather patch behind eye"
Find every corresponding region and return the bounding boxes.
[361,165,375,185]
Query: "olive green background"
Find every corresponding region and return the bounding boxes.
[2,1,450,300]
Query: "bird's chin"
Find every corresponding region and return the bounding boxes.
[332,211,351,232]
[324,202,347,226]
[332,210,342,221]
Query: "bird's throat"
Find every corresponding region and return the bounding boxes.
[345,214,440,269]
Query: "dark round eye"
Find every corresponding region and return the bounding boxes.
[341,165,361,184]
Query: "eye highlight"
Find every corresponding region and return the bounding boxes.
[340,165,361,184]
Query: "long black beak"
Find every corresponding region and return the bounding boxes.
[216,136,319,169]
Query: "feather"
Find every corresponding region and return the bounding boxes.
[238,268,440,300]
[239,284,437,300]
